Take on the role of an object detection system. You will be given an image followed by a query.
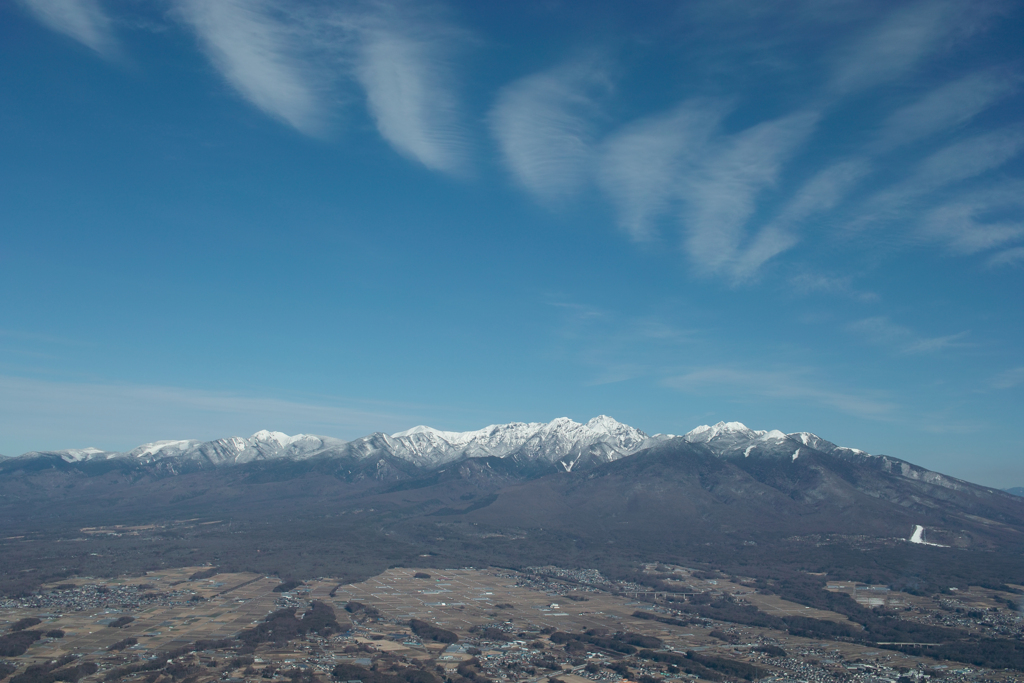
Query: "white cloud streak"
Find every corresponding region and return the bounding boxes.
[918,181,1024,259]
[921,203,1024,255]
[873,69,1020,152]
[681,110,820,278]
[847,317,970,354]
[990,367,1024,389]
[489,62,605,200]
[853,127,1024,230]
[910,126,1024,191]
[175,0,469,170]
[726,225,801,282]
[988,246,1024,267]
[486,2,1016,281]
[788,272,878,302]
[491,67,820,277]
[830,0,963,94]
[774,159,872,225]
[176,0,325,136]
[730,158,873,279]
[17,0,116,56]
[353,21,469,173]
[597,101,723,241]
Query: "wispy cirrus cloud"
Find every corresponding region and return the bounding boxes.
[872,69,1020,152]
[990,366,1024,389]
[681,110,820,279]
[788,272,878,302]
[494,66,820,277]
[597,101,724,241]
[724,159,872,279]
[17,0,117,57]
[353,16,470,173]
[22,0,1020,283]
[664,366,898,420]
[910,126,1024,192]
[988,246,1024,267]
[836,131,1024,264]
[829,0,971,95]
[175,0,469,169]
[847,316,970,354]
[920,202,1024,255]
[489,61,607,200]
[773,159,872,226]
[176,0,326,136]
[852,126,1024,232]
[490,1,1018,282]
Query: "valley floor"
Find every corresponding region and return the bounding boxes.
[1,564,1021,683]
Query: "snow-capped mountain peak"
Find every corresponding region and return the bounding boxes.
[684,421,760,445]
[679,421,865,460]
[682,421,793,445]
[685,421,752,440]
[252,430,292,446]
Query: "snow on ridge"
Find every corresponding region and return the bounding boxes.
[584,414,626,434]
[683,421,751,443]
[386,417,877,468]
[17,416,877,472]
[130,439,198,458]
[680,421,869,461]
[684,421,796,445]
[60,447,110,462]
[386,415,649,467]
[391,425,442,438]
[250,430,318,449]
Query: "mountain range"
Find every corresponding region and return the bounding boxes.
[4,416,926,475]
[1,416,1021,597]
[18,415,658,471]
[5,416,986,498]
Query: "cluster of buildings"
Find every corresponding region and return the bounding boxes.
[0,583,200,613]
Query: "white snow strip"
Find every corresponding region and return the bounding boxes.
[744,445,754,458]
[135,440,193,457]
[792,448,800,461]
[909,524,948,547]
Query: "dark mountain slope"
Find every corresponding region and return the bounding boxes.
[451,440,1024,549]
[1,437,1020,547]
[0,433,1021,599]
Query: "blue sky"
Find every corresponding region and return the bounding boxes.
[1,0,1022,487]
